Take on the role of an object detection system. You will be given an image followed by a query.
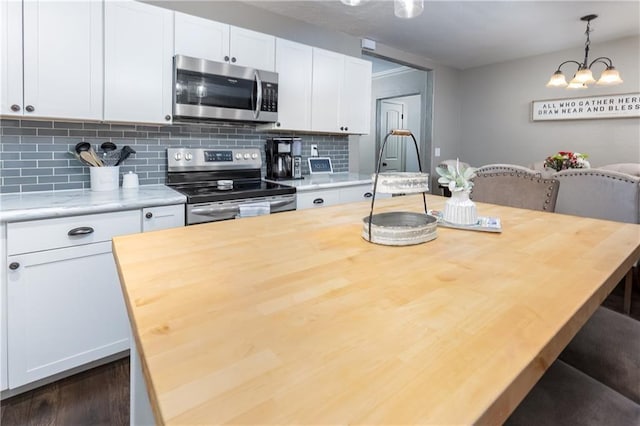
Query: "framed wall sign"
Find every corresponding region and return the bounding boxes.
[308,157,333,174]
[531,92,640,121]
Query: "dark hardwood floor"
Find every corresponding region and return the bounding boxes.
[1,278,638,425]
[1,358,129,426]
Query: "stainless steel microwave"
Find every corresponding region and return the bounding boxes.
[173,55,278,123]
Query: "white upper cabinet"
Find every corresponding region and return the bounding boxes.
[264,38,312,131]
[174,12,229,63]
[311,48,372,135]
[104,0,173,124]
[1,0,103,120]
[229,26,275,71]
[342,56,372,134]
[0,0,23,117]
[174,12,275,71]
[311,47,344,133]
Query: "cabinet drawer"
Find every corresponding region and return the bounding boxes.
[339,185,374,204]
[7,210,141,255]
[297,189,340,210]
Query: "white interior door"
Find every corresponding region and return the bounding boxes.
[378,100,405,172]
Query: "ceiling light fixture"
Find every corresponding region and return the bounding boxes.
[546,14,623,89]
[340,0,424,19]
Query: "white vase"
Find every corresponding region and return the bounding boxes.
[443,190,478,225]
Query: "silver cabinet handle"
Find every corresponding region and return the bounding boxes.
[68,226,94,236]
[231,57,236,63]
[224,55,230,62]
[165,114,171,121]
[9,262,19,270]
[10,104,20,112]
[25,105,35,112]
[145,212,153,219]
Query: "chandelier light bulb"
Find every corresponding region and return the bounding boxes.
[394,0,424,19]
[567,78,588,90]
[546,71,568,87]
[573,68,596,84]
[596,67,623,85]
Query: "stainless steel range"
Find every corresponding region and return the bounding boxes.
[167,148,296,225]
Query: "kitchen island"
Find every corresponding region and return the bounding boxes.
[112,194,640,425]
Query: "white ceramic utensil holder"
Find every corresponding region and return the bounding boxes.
[443,190,478,225]
[90,166,120,191]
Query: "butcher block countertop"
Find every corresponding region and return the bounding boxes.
[112,194,640,425]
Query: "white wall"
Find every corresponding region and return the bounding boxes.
[459,36,640,168]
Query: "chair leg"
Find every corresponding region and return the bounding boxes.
[623,269,633,315]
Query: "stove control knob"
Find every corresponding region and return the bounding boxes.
[244,153,250,159]
[251,153,258,159]
[185,153,192,161]
[235,153,242,160]
[174,152,182,161]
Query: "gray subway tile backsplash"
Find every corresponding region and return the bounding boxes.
[1,118,349,193]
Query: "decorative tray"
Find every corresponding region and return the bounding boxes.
[428,210,502,233]
[372,172,429,194]
[362,212,437,246]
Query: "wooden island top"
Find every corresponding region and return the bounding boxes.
[112,194,640,425]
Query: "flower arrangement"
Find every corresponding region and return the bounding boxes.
[544,151,590,172]
[436,159,477,192]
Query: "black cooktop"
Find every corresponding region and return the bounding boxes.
[171,180,295,204]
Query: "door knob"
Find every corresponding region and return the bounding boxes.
[382,162,388,167]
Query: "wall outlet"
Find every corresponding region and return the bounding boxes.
[435,147,441,157]
[311,144,319,157]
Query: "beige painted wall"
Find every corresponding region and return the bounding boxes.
[459,36,640,168]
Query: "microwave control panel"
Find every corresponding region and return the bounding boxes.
[261,82,278,113]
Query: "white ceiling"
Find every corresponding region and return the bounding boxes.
[242,1,640,69]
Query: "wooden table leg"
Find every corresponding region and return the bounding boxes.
[623,269,633,315]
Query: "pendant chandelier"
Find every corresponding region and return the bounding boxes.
[546,14,623,89]
[340,0,424,19]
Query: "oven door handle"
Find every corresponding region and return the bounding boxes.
[253,70,262,119]
[191,205,240,216]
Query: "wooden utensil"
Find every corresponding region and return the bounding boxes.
[79,151,100,167]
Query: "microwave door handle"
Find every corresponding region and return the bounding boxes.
[254,70,262,119]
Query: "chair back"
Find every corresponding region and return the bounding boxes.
[471,165,559,212]
[553,169,640,224]
[599,163,640,178]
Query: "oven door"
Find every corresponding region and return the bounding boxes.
[173,55,278,123]
[187,194,296,225]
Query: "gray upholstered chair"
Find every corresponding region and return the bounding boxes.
[553,169,640,313]
[559,307,640,404]
[599,163,640,178]
[505,359,640,426]
[553,169,640,224]
[470,165,560,212]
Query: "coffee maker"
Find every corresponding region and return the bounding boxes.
[265,138,303,180]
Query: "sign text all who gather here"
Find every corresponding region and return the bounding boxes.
[531,93,640,121]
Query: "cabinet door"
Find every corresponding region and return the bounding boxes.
[311,48,343,133]
[7,242,130,388]
[342,57,372,135]
[1,222,6,392]
[274,39,312,131]
[104,0,173,124]
[297,189,340,210]
[142,204,185,232]
[0,0,23,116]
[174,11,229,63]
[230,26,275,71]
[21,0,102,120]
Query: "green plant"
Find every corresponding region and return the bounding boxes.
[436,161,477,192]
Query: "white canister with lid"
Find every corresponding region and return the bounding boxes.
[122,171,139,189]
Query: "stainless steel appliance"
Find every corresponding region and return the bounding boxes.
[167,148,296,225]
[265,138,303,180]
[173,55,278,123]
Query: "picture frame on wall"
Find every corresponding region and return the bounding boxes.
[531,92,640,121]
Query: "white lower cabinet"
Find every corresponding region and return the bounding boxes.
[297,184,390,210]
[142,204,185,231]
[4,210,141,389]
